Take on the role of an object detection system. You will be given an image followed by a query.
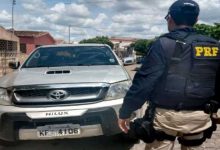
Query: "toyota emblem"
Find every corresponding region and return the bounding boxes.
[48,90,68,100]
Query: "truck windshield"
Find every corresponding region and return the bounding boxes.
[22,46,119,68]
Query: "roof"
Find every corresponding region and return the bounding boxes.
[12,30,49,37]
[0,26,19,41]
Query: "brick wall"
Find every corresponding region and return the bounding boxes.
[35,34,55,46]
[19,34,56,55]
[26,44,36,54]
[19,36,34,44]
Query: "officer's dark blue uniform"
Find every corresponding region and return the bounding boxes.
[120,27,220,118]
[118,0,220,149]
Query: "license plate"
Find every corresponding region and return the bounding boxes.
[37,124,80,137]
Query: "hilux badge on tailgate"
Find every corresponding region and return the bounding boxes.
[48,90,68,100]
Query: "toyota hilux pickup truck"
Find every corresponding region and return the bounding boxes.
[0,44,134,145]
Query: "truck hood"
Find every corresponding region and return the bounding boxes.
[0,66,130,88]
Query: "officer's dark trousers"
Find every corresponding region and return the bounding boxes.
[145,108,212,150]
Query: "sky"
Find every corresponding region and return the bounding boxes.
[0,0,220,42]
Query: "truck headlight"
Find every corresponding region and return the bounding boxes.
[0,88,11,105]
[105,81,131,100]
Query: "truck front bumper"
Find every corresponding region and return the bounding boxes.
[0,100,123,141]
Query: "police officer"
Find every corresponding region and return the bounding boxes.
[118,0,220,149]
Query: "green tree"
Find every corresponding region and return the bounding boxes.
[79,36,114,49]
[195,23,220,40]
[132,39,154,55]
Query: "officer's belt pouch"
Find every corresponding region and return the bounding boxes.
[128,119,176,143]
[128,118,156,143]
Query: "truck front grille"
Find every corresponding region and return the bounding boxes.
[12,83,109,105]
[16,88,100,97]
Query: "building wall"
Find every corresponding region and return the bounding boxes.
[115,41,133,49]
[19,37,34,44]
[0,27,20,53]
[110,39,136,58]
[0,27,19,42]
[110,39,135,50]
[19,34,56,54]
[19,37,34,54]
[35,34,56,46]
[26,44,36,54]
[0,27,20,76]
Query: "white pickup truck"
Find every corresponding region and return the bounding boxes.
[0,44,135,145]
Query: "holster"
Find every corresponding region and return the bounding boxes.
[204,99,218,138]
[128,118,156,143]
[128,104,156,143]
[128,103,176,143]
[204,100,219,114]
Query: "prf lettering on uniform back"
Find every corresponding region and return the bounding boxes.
[195,46,219,57]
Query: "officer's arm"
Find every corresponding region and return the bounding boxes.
[119,40,166,119]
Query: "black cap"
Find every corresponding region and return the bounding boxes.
[166,0,200,26]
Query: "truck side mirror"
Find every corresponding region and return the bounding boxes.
[9,61,20,69]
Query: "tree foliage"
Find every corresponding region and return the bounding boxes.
[131,39,154,55]
[131,23,220,55]
[79,36,114,49]
[195,23,220,40]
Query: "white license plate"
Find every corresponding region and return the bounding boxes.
[37,124,81,137]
